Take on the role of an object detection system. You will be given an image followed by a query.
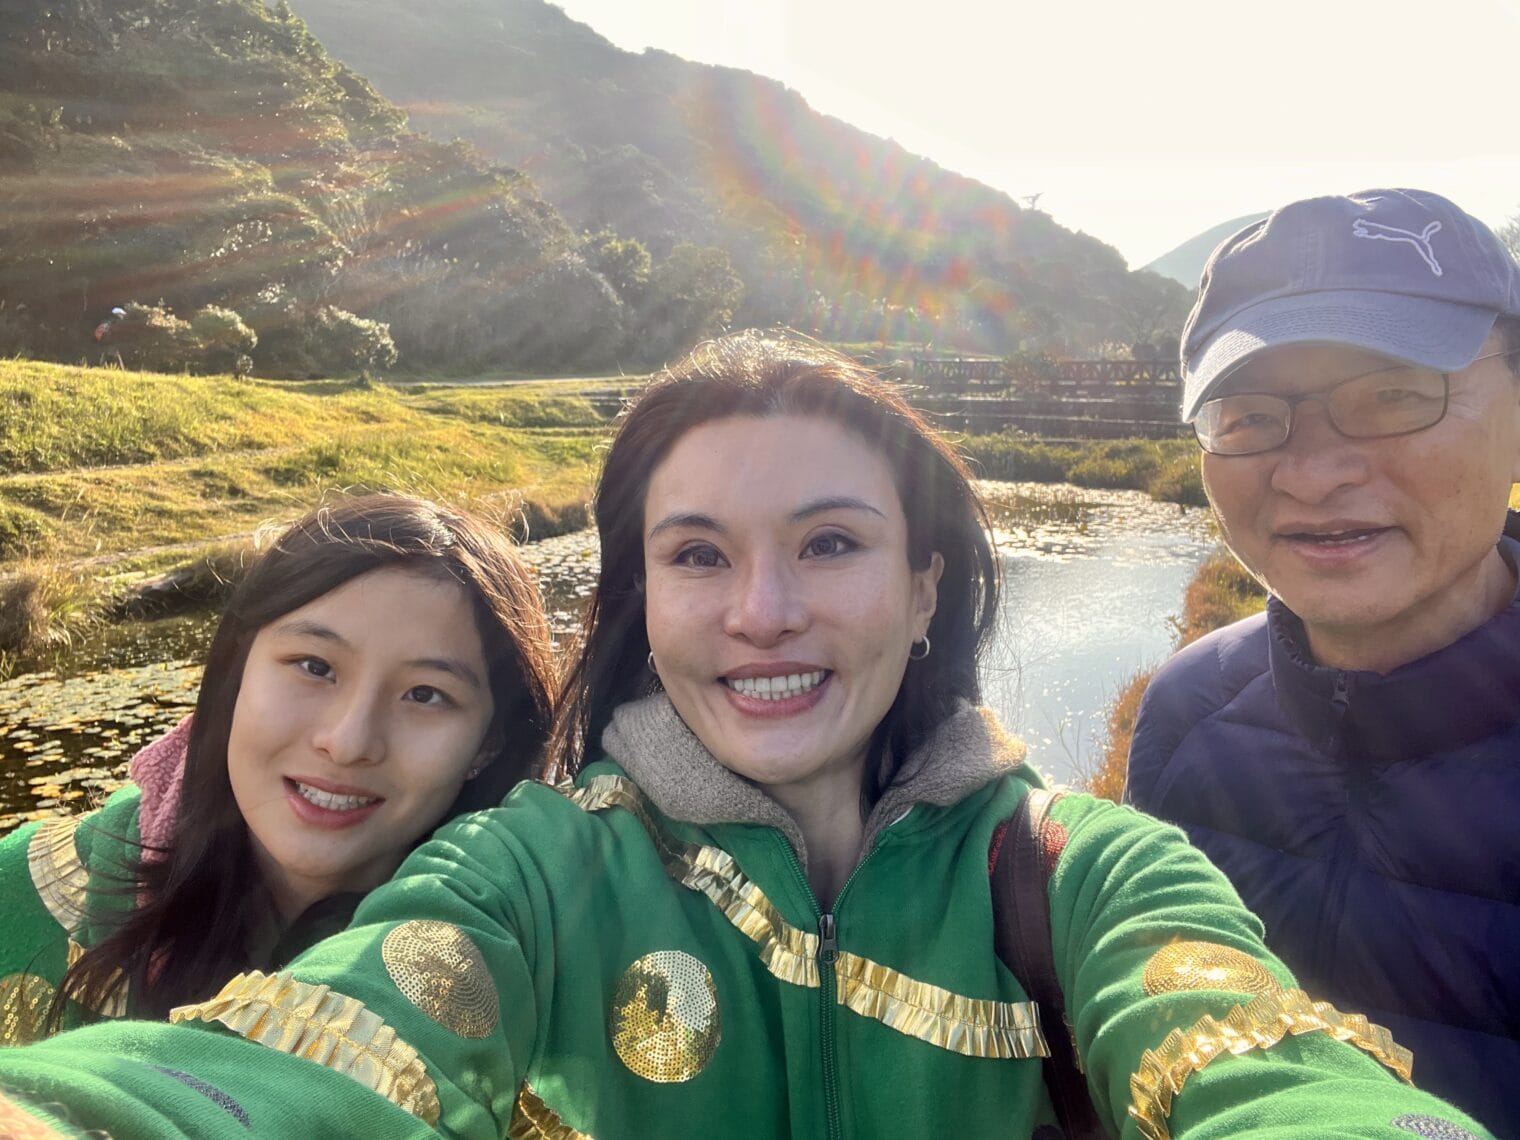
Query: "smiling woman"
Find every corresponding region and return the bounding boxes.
[0,495,555,1039]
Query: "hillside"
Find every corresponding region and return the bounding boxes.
[0,0,624,373]
[1142,213,1269,288]
[291,0,1192,355]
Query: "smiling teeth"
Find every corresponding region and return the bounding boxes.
[294,782,379,811]
[727,671,826,700]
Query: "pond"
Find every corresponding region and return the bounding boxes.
[0,483,1215,833]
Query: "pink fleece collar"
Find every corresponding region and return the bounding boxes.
[127,715,192,859]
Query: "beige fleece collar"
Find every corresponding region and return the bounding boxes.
[600,693,1028,870]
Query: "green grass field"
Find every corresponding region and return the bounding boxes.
[0,361,618,665]
[0,363,612,563]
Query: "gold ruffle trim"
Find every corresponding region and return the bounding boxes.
[1127,986,1414,1140]
[568,776,819,987]
[566,774,1046,1060]
[507,1083,592,1140]
[27,813,91,935]
[835,952,1046,1059]
[169,969,441,1125]
[61,938,127,1018]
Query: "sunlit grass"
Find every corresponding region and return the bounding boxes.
[961,434,1204,506]
[0,363,608,563]
[0,362,610,665]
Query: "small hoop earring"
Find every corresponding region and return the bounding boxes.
[647,651,658,674]
[909,636,931,661]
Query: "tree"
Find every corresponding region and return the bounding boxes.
[587,231,652,301]
[632,244,744,367]
[1499,209,1520,262]
[189,305,257,375]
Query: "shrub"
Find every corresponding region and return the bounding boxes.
[0,498,51,557]
[1066,455,1136,489]
[961,435,1075,482]
[1175,553,1266,646]
[0,560,99,659]
[189,306,257,375]
[254,302,398,378]
[1086,670,1153,803]
[1147,452,1207,507]
[109,303,200,372]
[514,495,591,542]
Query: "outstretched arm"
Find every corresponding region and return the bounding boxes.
[0,786,576,1138]
[1046,793,1490,1139]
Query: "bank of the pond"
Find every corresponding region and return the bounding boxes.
[961,435,1204,507]
[1086,554,1266,801]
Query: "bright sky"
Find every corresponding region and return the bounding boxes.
[551,0,1520,271]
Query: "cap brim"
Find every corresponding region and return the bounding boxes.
[1182,291,1499,420]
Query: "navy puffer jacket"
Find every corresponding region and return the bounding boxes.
[1126,527,1520,1138]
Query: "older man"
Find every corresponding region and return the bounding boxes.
[1125,188,1520,1136]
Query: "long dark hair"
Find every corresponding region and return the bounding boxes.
[549,330,999,800]
[59,494,556,1020]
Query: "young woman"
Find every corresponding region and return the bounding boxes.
[0,494,554,1041]
[0,337,1492,1139]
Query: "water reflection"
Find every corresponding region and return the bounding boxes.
[0,483,1213,832]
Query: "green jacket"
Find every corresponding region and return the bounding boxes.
[0,787,143,1043]
[0,700,1493,1138]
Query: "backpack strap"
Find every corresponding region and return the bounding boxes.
[990,787,1107,1139]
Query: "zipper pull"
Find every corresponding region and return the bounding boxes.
[818,913,837,965]
[1331,673,1352,711]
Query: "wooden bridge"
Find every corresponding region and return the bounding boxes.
[912,356,1181,394]
[908,356,1186,438]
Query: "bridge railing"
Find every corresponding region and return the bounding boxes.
[911,356,1181,399]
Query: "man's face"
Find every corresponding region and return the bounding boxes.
[1201,333,1520,667]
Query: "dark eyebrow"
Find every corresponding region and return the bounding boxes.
[405,658,484,690]
[790,496,885,523]
[272,618,349,646]
[648,499,885,540]
[271,620,483,689]
[647,512,726,541]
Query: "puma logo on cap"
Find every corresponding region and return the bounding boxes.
[1351,218,1444,277]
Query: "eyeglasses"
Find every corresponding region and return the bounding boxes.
[1192,349,1518,457]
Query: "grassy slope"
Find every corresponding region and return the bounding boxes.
[0,361,614,666]
[0,362,609,565]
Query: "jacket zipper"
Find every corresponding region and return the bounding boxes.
[779,822,895,1140]
[1309,672,1357,977]
[818,912,841,1140]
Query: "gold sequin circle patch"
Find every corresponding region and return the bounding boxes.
[0,974,55,1046]
[611,951,720,1083]
[1142,941,1279,998]
[382,920,498,1039]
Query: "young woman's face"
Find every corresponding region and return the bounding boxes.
[226,566,495,920]
[642,414,941,805]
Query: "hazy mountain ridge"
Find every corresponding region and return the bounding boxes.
[1142,213,1269,288]
[293,0,1192,353]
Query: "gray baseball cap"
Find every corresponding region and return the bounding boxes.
[1180,188,1520,420]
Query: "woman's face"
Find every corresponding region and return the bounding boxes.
[643,414,941,804]
[226,566,495,920]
